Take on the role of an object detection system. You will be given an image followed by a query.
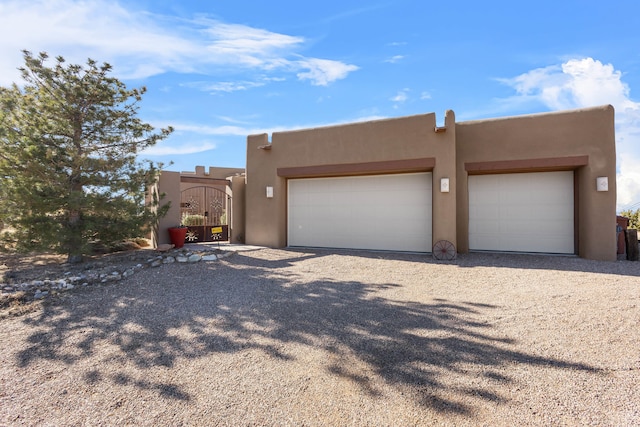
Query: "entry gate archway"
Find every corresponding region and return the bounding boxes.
[180,186,230,242]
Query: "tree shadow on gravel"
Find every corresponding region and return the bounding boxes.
[15,249,601,415]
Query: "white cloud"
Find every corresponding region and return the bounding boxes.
[183,80,266,93]
[164,114,390,139]
[390,88,409,103]
[141,141,217,156]
[172,124,256,136]
[384,55,404,64]
[0,0,358,86]
[296,58,359,86]
[500,57,640,210]
[420,91,432,100]
[215,115,254,125]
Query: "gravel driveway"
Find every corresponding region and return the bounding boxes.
[1,248,639,426]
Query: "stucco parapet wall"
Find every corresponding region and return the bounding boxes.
[456,104,614,126]
[249,110,455,152]
[454,104,615,170]
[180,165,245,179]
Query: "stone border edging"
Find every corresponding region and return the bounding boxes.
[0,247,235,302]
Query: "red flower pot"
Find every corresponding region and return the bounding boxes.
[168,227,187,248]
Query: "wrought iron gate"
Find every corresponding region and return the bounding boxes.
[180,186,230,242]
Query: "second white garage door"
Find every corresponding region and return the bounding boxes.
[288,173,432,252]
[468,171,574,254]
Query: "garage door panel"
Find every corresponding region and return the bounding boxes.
[289,173,432,252]
[470,234,500,250]
[474,204,500,220]
[469,171,574,254]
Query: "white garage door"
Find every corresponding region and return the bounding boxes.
[288,173,432,252]
[468,171,574,254]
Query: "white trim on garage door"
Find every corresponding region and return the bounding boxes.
[468,171,574,254]
[288,173,432,252]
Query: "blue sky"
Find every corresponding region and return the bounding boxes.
[1,0,639,211]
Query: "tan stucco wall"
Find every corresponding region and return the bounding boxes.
[152,170,182,246]
[230,175,246,243]
[455,105,617,260]
[246,112,457,249]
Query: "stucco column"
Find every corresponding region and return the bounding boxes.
[431,110,458,251]
[153,170,181,247]
[230,175,246,243]
[245,134,285,247]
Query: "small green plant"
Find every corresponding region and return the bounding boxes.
[181,214,205,226]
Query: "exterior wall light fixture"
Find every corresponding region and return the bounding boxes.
[440,178,450,193]
[596,177,608,192]
[266,186,274,198]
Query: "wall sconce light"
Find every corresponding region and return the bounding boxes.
[440,178,450,193]
[596,177,608,192]
[266,186,274,198]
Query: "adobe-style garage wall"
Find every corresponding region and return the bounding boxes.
[244,105,616,261]
[245,111,458,250]
[455,105,617,261]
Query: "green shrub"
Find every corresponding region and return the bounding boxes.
[181,214,205,226]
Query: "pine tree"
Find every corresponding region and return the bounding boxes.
[0,51,173,263]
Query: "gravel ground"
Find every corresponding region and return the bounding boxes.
[1,248,639,426]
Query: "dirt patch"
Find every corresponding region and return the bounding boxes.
[0,250,148,283]
[0,248,157,318]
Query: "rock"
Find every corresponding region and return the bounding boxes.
[123,269,135,278]
[150,260,162,268]
[162,256,176,264]
[156,244,174,252]
[188,254,202,263]
[34,290,49,299]
[202,254,218,261]
[176,256,188,263]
